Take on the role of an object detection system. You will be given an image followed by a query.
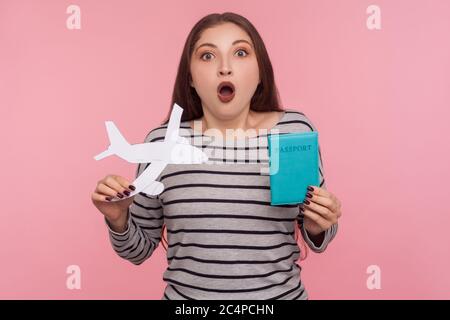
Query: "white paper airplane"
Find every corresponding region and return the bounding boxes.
[94,103,208,201]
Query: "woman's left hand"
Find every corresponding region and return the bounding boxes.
[301,186,342,237]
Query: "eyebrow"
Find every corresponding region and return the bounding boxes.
[194,39,253,53]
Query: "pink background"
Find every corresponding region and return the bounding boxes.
[1,0,449,299]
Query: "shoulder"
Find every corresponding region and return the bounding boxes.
[135,123,168,177]
[143,120,192,143]
[278,107,319,132]
[143,124,167,143]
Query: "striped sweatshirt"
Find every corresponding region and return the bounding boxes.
[104,108,338,300]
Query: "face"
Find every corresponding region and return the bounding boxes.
[190,22,260,120]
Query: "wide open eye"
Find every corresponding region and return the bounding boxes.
[235,49,248,57]
[200,52,214,61]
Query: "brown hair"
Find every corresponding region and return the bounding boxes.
[158,12,309,260]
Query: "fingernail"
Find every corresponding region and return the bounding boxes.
[129,185,136,191]
[307,186,314,192]
[117,193,124,198]
[123,190,130,196]
[299,206,304,212]
[304,199,310,205]
[105,196,112,201]
[306,192,313,198]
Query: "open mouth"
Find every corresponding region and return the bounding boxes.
[217,81,235,103]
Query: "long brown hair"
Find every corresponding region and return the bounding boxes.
[158,12,309,260]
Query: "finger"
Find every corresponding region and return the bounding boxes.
[307,187,340,213]
[114,175,136,193]
[305,192,335,211]
[92,191,113,202]
[97,182,123,199]
[337,197,342,210]
[103,176,128,198]
[302,197,337,224]
[301,207,333,231]
[308,185,333,200]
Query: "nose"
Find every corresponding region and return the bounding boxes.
[219,69,232,76]
[218,60,232,76]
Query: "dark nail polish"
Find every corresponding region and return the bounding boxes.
[307,186,314,192]
[117,193,124,198]
[123,190,130,196]
[304,199,310,205]
[306,192,313,198]
[105,196,112,201]
[299,206,304,212]
[129,185,136,191]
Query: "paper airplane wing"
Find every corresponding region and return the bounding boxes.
[111,161,167,201]
[122,160,167,199]
[164,103,183,143]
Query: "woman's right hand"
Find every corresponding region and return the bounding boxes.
[91,174,136,227]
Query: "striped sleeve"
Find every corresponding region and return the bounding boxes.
[293,112,338,253]
[104,128,165,265]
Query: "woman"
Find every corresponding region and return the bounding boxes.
[91,12,342,300]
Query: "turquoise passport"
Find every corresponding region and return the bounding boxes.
[267,131,319,205]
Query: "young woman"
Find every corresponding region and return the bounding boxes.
[92,12,342,300]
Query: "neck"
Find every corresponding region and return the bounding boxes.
[195,105,259,139]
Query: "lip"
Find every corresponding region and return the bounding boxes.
[217,81,235,103]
